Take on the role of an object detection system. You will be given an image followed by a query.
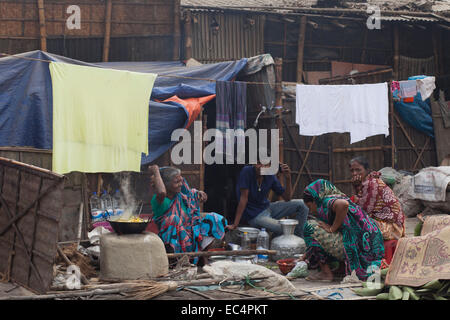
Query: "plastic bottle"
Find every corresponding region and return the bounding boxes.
[256,228,270,262]
[89,192,103,222]
[100,190,113,220]
[241,232,250,251]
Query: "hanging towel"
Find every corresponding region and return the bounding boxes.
[415,76,436,101]
[215,81,247,158]
[296,83,389,144]
[399,80,417,98]
[50,62,157,174]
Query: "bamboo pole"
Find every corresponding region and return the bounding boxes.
[274,57,284,171]
[333,146,391,153]
[173,0,181,60]
[296,16,307,83]
[183,10,193,60]
[167,249,277,259]
[393,24,400,80]
[102,0,113,62]
[389,82,396,168]
[37,0,47,51]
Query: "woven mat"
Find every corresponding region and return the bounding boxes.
[421,214,450,236]
[386,226,450,287]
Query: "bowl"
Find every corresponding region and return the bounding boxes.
[276,258,298,275]
[108,220,149,235]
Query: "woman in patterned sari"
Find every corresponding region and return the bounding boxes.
[349,156,405,240]
[301,179,384,281]
[149,165,228,265]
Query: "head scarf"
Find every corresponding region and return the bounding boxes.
[303,179,346,205]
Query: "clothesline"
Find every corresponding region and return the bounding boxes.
[0,52,276,86]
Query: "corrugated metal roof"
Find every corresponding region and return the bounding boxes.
[380,15,439,22]
[181,0,450,14]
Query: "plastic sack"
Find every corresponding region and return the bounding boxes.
[379,167,404,186]
[286,261,308,278]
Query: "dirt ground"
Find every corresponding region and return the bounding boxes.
[0,217,421,300]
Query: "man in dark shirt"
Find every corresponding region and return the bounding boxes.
[226,162,308,238]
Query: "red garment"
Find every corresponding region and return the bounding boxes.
[383,239,398,265]
[356,171,405,228]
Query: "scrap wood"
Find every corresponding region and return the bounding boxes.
[6,280,178,300]
[56,245,89,285]
[182,287,214,300]
[167,249,276,259]
[56,243,96,279]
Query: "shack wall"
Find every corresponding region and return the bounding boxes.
[0,0,179,61]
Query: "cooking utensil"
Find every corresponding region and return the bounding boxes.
[236,227,259,240]
[108,219,149,235]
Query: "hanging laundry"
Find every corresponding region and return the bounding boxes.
[415,76,436,101]
[215,80,247,158]
[391,81,400,93]
[399,80,417,98]
[49,62,157,174]
[296,83,389,144]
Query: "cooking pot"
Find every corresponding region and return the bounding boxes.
[108,219,149,235]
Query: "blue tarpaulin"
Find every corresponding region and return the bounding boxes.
[393,75,435,138]
[0,51,248,164]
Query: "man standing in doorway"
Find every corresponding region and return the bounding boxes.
[226,161,309,238]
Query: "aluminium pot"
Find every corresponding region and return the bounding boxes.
[270,219,306,261]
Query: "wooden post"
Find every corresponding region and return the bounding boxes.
[361,28,368,63]
[183,10,193,60]
[393,24,400,80]
[389,82,396,168]
[102,0,113,62]
[37,0,47,51]
[296,16,307,83]
[199,111,206,211]
[173,0,181,60]
[432,25,443,76]
[274,57,284,168]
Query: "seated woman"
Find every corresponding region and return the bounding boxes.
[349,156,405,241]
[149,165,228,265]
[301,179,384,281]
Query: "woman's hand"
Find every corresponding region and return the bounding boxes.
[318,220,333,233]
[351,174,363,186]
[198,191,208,203]
[225,224,237,231]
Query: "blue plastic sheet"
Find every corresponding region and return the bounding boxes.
[0,51,248,164]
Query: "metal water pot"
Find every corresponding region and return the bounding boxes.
[270,219,306,261]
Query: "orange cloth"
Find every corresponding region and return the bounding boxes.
[162,95,216,129]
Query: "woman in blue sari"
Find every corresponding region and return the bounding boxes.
[149,165,228,265]
[301,179,384,281]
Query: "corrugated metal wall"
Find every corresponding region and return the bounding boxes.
[190,11,265,63]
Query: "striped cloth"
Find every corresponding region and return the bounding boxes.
[215,80,247,159]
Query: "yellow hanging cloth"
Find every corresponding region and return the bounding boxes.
[49,62,157,174]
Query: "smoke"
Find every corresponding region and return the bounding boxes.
[113,172,138,219]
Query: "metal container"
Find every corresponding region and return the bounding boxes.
[270,219,306,261]
[236,227,259,240]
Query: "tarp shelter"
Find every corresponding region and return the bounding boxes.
[0,50,248,165]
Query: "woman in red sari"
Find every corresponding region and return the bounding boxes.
[349,156,405,240]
